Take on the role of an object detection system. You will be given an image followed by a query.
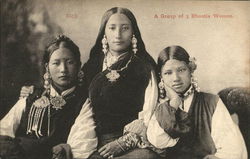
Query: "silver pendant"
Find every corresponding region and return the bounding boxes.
[106,70,120,82]
[33,96,50,108]
[50,96,66,110]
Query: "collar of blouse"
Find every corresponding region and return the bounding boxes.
[50,85,76,97]
[103,51,130,70]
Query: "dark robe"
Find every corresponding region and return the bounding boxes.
[165,91,219,159]
[0,86,88,159]
[87,52,163,159]
[88,52,151,140]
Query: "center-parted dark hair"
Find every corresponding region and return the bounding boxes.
[82,7,156,84]
[90,7,155,63]
[157,45,196,76]
[84,7,156,72]
[43,35,81,70]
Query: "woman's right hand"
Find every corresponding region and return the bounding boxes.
[52,144,73,159]
[19,85,34,99]
[163,84,182,110]
[98,140,124,159]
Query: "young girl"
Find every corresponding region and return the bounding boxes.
[0,35,97,159]
[147,45,247,159]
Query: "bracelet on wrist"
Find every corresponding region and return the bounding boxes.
[115,140,126,152]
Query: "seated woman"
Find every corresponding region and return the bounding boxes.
[0,35,97,159]
[146,45,248,159]
[69,7,159,159]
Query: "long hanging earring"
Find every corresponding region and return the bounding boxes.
[132,34,138,55]
[158,79,166,99]
[43,69,51,94]
[191,74,200,92]
[102,35,108,55]
[78,70,84,86]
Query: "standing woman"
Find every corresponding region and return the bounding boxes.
[0,35,97,159]
[68,7,160,159]
[147,45,247,159]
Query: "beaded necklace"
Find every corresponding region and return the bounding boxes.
[180,85,195,100]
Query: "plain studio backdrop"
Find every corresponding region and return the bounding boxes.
[3,0,250,95]
[42,0,249,94]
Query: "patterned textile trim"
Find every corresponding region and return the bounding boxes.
[117,119,166,157]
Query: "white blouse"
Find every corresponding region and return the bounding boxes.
[67,98,97,159]
[147,93,248,159]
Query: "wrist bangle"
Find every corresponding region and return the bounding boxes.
[115,140,125,152]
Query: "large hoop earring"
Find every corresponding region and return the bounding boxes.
[158,79,166,99]
[102,35,108,55]
[132,34,138,55]
[191,74,200,92]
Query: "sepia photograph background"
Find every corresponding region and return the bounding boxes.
[1,0,249,118]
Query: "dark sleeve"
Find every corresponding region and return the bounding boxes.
[17,135,61,159]
[154,101,191,139]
